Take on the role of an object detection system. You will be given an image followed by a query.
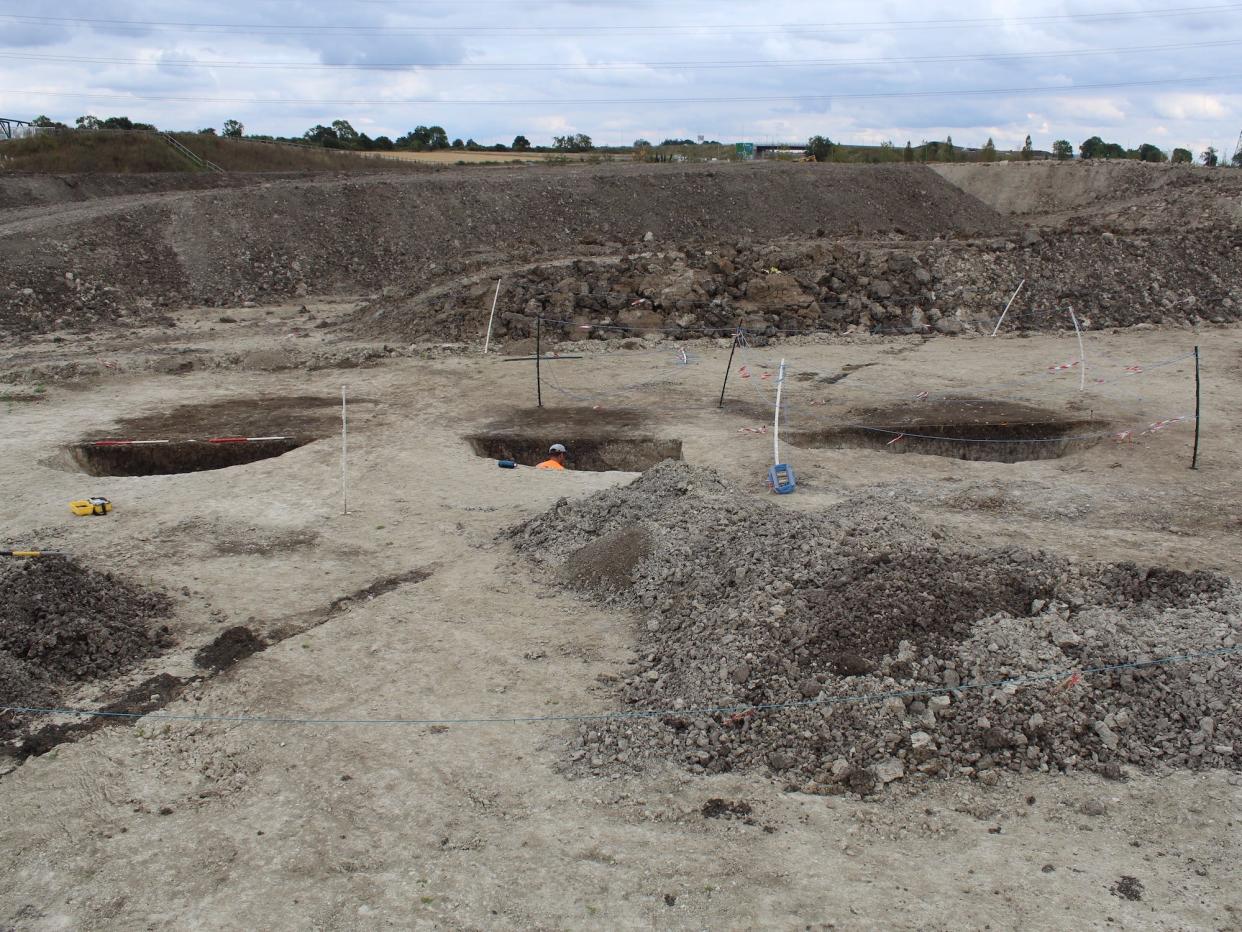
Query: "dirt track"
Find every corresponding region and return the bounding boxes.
[1,292,1240,928]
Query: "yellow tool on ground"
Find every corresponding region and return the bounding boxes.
[70,497,112,516]
[2,549,64,557]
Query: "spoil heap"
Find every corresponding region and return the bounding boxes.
[512,463,1240,793]
[373,230,1239,345]
[0,558,173,740]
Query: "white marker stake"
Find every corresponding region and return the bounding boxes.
[341,385,350,515]
[1068,306,1087,391]
[991,278,1026,337]
[773,358,786,465]
[483,278,502,354]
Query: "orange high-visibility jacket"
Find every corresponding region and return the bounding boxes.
[535,459,565,470]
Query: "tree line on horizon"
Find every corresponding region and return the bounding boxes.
[805,133,1237,167]
[23,115,1242,167]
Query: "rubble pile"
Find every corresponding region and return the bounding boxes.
[374,229,1239,344]
[512,463,1240,793]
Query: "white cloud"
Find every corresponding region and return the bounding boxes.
[0,0,1237,148]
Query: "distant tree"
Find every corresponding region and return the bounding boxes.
[100,116,134,130]
[395,125,450,150]
[1201,146,1218,167]
[903,140,914,162]
[1136,143,1167,163]
[1170,147,1193,164]
[452,138,465,149]
[1233,149,1242,167]
[1052,139,1073,160]
[31,115,58,128]
[490,143,508,151]
[942,136,955,162]
[552,133,593,152]
[632,138,652,148]
[198,127,217,135]
[806,135,834,162]
[356,132,374,150]
[373,135,395,151]
[221,119,244,138]
[1079,136,1105,159]
[660,137,697,146]
[303,124,341,147]
[512,134,531,151]
[1021,135,1034,160]
[466,138,482,150]
[75,115,102,130]
[1080,136,1125,159]
[981,138,997,162]
[330,120,359,147]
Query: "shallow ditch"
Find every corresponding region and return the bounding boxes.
[784,397,1108,463]
[468,433,683,472]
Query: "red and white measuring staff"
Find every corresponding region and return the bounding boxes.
[91,436,294,445]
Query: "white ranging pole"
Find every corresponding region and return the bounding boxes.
[1067,305,1087,391]
[990,278,1026,337]
[341,385,350,515]
[482,278,502,354]
[773,358,786,465]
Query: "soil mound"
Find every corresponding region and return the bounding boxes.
[0,557,173,739]
[512,463,1241,793]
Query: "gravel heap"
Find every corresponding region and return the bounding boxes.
[0,558,173,740]
[372,229,1239,345]
[512,463,1240,794]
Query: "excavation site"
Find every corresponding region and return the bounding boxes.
[1,156,1240,929]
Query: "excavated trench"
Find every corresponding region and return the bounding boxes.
[55,395,360,476]
[784,398,1108,463]
[469,405,682,472]
[468,433,682,472]
[67,438,313,477]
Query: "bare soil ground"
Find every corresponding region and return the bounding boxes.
[1,294,1239,929]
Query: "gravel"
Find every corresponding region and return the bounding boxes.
[511,462,1241,794]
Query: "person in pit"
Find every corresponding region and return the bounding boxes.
[536,443,568,470]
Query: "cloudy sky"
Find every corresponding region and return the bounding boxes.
[2,1,1240,155]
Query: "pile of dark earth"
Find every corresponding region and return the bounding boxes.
[511,463,1240,796]
[360,228,1240,345]
[0,557,173,741]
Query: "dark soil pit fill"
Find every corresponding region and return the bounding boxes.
[784,397,1108,463]
[468,434,682,472]
[194,626,266,671]
[68,437,313,477]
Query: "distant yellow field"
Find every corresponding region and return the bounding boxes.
[366,149,598,164]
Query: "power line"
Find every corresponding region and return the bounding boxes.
[14,74,1237,107]
[2,3,1239,36]
[4,38,1239,74]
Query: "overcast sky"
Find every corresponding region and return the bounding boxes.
[2,1,1240,154]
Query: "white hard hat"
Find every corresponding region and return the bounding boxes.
[549,443,567,453]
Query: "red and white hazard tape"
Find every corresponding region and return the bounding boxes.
[737,426,768,434]
[1144,416,1186,433]
[1048,360,1080,372]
